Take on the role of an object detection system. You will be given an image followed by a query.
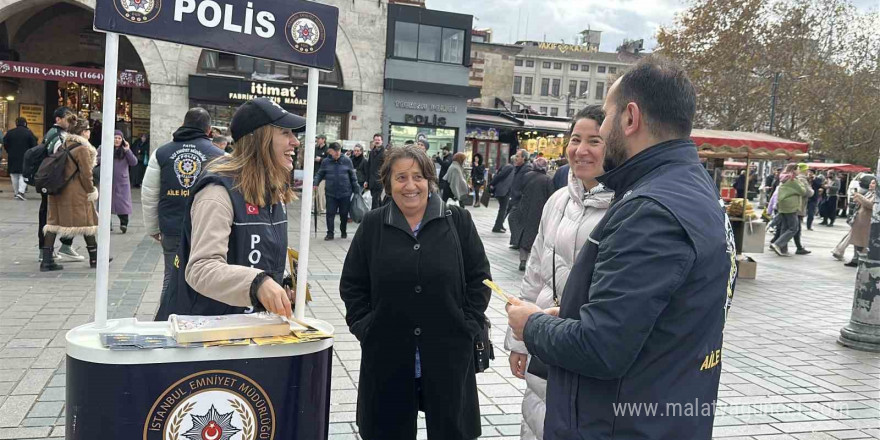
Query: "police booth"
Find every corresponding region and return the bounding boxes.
[65,1,338,438]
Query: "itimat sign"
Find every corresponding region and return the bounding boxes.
[95,0,339,70]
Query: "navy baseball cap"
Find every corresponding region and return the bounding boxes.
[230,97,307,141]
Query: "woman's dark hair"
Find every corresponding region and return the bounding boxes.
[473,152,483,165]
[379,144,438,194]
[570,105,605,134]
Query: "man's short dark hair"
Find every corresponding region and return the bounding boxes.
[328,142,341,151]
[613,55,696,139]
[404,140,415,145]
[183,107,212,132]
[570,105,605,134]
[15,117,27,127]
[316,134,327,140]
[53,106,72,120]
[373,133,383,139]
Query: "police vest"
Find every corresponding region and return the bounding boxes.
[155,136,223,237]
[155,172,288,320]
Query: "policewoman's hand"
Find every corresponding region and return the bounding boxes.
[257,278,292,318]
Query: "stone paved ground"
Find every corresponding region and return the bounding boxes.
[0,180,877,439]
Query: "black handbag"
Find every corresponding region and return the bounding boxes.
[446,206,494,373]
[526,248,559,380]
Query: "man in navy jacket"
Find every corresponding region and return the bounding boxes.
[315,142,359,241]
[508,56,736,440]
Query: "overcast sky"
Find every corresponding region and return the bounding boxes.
[425,0,880,53]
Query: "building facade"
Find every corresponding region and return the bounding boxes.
[0,0,387,147]
[468,41,522,109]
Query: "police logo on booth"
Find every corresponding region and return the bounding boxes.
[144,370,275,440]
[115,0,161,23]
[285,12,326,54]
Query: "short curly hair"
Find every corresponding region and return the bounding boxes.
[379,144,438,195]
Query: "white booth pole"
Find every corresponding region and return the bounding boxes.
[94,32,119,329]
[295,68,320,321]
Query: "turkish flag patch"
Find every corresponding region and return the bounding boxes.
[246,203,259,215]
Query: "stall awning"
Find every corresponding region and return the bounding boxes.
[692,129,809,159]
[466,113,522,128]
[806,163,871,173]
[520,118,570,133]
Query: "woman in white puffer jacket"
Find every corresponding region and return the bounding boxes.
[505,105,611,440]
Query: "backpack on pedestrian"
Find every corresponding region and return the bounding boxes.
[22,142,50,187]
[33,143,82,195]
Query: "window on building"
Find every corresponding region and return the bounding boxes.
[542,61,551,69]
[441,28,465,64]
[515,58,523,67]
[539,106,548,114]
[579,81,589,97]
[417,25,442,62]
[595,81,605,100]
[526,60,535,67]
[198,51,341,85]
[609,66,617,74]
[513,104,521,112]
[393,22,419,59]
[513,76,522,94]
[582,64,590,72]
[571,64,579,71]
[524,77,534,95]
[553,62,562,70]
[551,78,560,96]
[598,65,606,73]
[550,107,559,117]
[567,108,575,117]
[541,78,550,96]
[569,80,577,96]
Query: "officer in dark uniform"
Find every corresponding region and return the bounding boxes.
[155,98,305,320]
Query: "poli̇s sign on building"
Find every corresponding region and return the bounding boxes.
[94,0,338,70]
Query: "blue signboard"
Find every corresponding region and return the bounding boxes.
[94,0,339,71]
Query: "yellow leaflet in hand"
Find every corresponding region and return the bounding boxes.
[482,279,514,304]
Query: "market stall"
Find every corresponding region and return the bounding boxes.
[692,129,810,278]
[805,163,872,216]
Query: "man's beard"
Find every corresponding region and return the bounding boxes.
[603,116,629,172]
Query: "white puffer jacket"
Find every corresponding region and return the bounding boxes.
[504,174,612,440]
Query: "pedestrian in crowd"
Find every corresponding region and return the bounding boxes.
[155,97,302,320]
[509,156,555,271]
[314,134,328,214]
[417,139,429,153]
[435,146,454,202]
[770,164,806,256]
[98,131,137,233]
[507,56,734,440]
[793,163,814,254]
[142,108,223,302]
[41,116,100,271]
[350,143,368,188]
[39,107,80,263]
[315,142,359,241]
[490,157,516,233]
[3,117,37,200]
[507,149,533,249]
[552,163,569,191]
[443,152,470,208]
[733,170,746,199]
[211,135,229,153]
[340,144,491,440]
[130,132,149,188]
[365,133,385,209]
[806,169,823,230]
[471,153,486,208]
[505,104,612,440]
[821,172,841,226]
[839,178,875,267]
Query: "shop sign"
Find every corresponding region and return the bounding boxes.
[94,0,339,71]
[0,61,149,88]
[19,104,44,141]
[133,103,151,120]
[404,113,447,127]
[227,82,307,106]
[188,75,354,114]
[394,101,458,113]
[536,42,598,54]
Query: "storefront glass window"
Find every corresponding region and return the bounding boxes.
[389,124,457,157]
[394,22,419,59]
[418,25,442,62]
[199,51,342,87]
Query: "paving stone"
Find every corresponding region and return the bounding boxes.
[11,370,53,395]
[26,402,62,418]
[772,420,854,433]
[0,394,36,427]
[0,426,52,439]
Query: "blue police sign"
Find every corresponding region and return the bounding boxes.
[94,0,339,71]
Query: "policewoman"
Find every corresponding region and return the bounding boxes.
[155,98,302,320]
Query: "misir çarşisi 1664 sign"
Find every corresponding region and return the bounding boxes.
[94,0,339,71]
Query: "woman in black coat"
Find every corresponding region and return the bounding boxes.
[471,153,486,208]
[341,145,491,440]
[509,157,555,271]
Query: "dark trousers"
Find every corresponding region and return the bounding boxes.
[39,193,72,249]
[326,196,351,236]
[493,196,510,230]
[370,189,383,210]
[118,214,129,227]
[806,199,818,229]
[823,196,838,225]
[773,215,805,250]
[773,213,800,249]
[160,235,180,306]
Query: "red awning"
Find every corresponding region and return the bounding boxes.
[805,163,871,174]
[692,129,809,159]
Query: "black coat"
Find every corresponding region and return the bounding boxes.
[366,146,385,190]
[3,126,37,174]
[509,163,533,205]
[340,195,491,440]
[490,163,515,197]
[351,154,367,186]
[510,169,555,251]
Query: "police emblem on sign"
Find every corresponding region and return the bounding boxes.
[285,12,326,54]
[114,0,161,23]
[170,147,207,189]
[143,370,275,440]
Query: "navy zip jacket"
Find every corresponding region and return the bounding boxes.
[523,139,736,440]
[315,155,359,200]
